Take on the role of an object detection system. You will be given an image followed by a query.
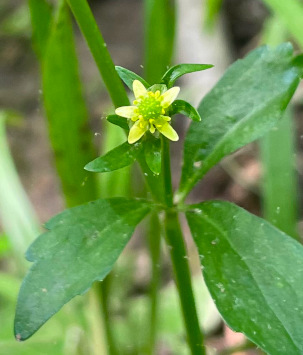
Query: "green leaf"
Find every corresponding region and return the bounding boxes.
[144,0,176,84]
[42,1,97,207]
[260,20,299,240]
[171,100,201,122]
[115,66,150,90]
[144,138,162,175]
[66,0,129,108]
[0,235,10,256]
[186,200,303,355]
[161,64,213,88]
[0,112,40,261]
[177,43,303,202]
[28,0,53,60]
[14,198,152,340]
[85,142,142,173]
[261,112,299,239]
[205,0,223,29]
[107,114,129,131]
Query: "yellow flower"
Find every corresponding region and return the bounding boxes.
[115,80,180,144]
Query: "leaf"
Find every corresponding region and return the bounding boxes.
[85,142,142,173]
[115,66,150,90]
[66,0,129,108]
[28,0,53,60]
[186,200,303,355]
[204,0,223,29]
[161,64,213,88]
[107,114,129,131]
[177,44,303,202]
[144,0,176,83]
[0,112,40,261]
[14,198,152,340]
[171,100,201,122]
[144,138,162,175]
[42,0,97,206]
[260,109,298,239]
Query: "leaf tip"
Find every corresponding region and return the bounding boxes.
[84,161,94,172]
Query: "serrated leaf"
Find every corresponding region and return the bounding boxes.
[161,64,213,88]
[186,200,303,355]
[14,198,152,340]
[144,138,162,175]
[85,142,142,173]
[171,100,201,122]
[177,43,302,202]
[106,114,129,131]
[115,66,150,90]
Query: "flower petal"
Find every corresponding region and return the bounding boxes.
[157,122,179,141]
[161,87,180,107]
[133,80,147,99]
[115,106,137,119]
[128,121,148,144]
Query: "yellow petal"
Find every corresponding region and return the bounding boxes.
[128,121,148,144]
[157,122,179,141]
[161,87,180,107]
[133,80,147,99]
[115,106,137,119]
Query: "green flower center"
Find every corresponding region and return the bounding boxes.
[135,91,164,121]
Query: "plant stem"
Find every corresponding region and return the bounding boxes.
[161,137,205,355]
[66,0,129,107]
[164,210,205,355]
[161,136,174,207]
[146,212,162,354]
[97,278,119,355]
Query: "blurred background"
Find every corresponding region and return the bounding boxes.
[1,0,303,354]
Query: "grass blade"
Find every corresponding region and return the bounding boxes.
[0,112,40,261]
[41,0,97,207]
[260,16,299,239]
[28,0,53,60]
[144,0,176,83]
[260,111,298,239]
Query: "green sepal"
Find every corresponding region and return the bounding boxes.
[171,100,201,122]
[14,198,152,340]
[161,63,213,88]
[115,66,150,90]
[148,84,167,94]
[85,141,142,173]
[107,114,129,131]
[143,137,162,175]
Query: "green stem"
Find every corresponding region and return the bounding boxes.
[97,278,119,355]
[164,210,205,355]
[66,0,129,107]
[162,138,205,355]
[161,136,173,207]
[146,212,162,354]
